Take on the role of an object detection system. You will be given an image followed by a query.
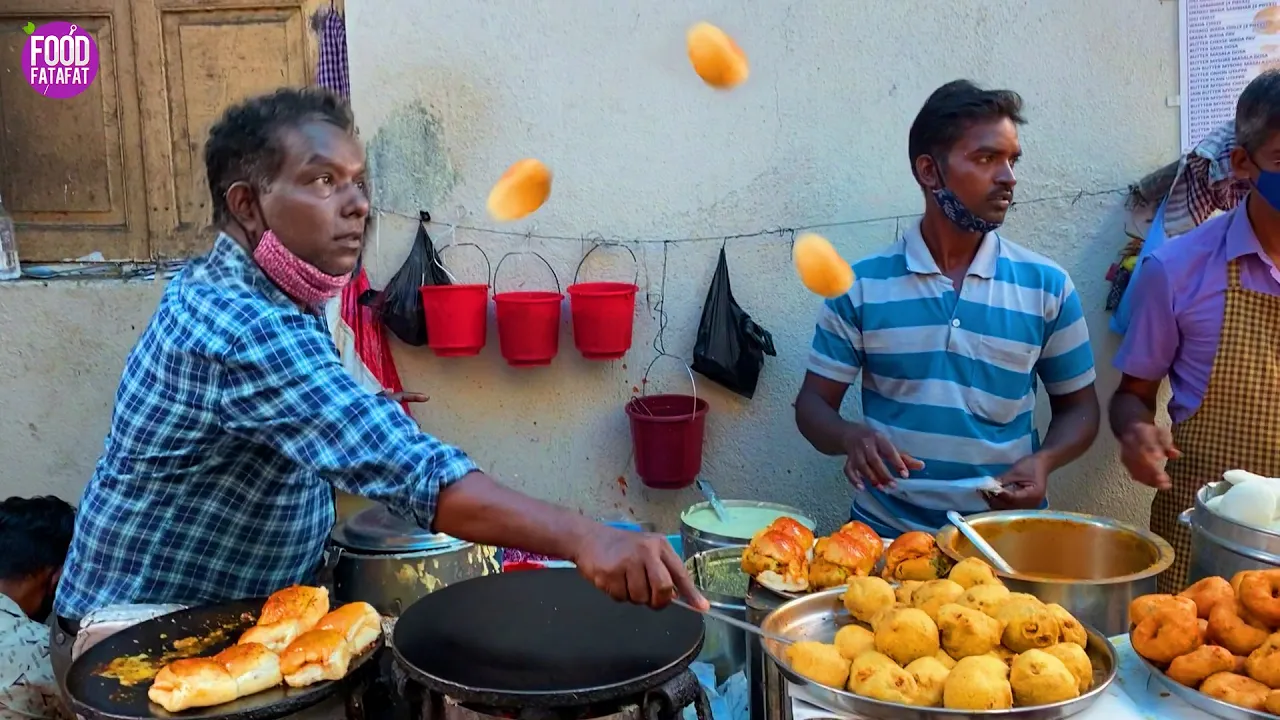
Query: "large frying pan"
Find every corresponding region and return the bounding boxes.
[392,568,704,709]
[65,598,380,720]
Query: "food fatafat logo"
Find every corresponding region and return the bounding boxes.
[21,20,100,99]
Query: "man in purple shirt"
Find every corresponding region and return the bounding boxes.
[1110,70,1280,592]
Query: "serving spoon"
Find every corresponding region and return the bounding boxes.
[946,511,1016,574]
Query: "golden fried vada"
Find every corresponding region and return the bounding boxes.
[996,598,1061,654]
[1201,672,1270,711]
[1179,576,1235,619]
[943,655,1013,710]
[985,645,1017,669]
[1239,571,1280,627]
[933,649,958,669]
[875,607,941,666]
[1010,649,1080,706]
[834,624,876,662]
[905,656,950,707]
[1233,571,1258,596]
[1166,644,1236,688]
[1210,601,1272,656]
[1246,631,1280,688]
[959,584,1012,618]
[937,603,1004,660]
[1043,642,1094,694]
[785,641,850,688]
[1267,689,1280,714]
[882,532,951,582]
[896,580,923,606]
[848,652,916,704]
[843,576,897,624]
[1129,594,1197,628]
[912,579,966,623]
[1132,607,1204,665]
[1045,603,1087,646]
[948,557,1002,590]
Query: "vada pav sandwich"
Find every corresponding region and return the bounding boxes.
[808,522,882,590]
[741,524,810,592]
[882,532,951,582]
[147,658,239,713]
[280,629,352,688]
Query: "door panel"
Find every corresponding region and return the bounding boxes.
[0,0,148,261]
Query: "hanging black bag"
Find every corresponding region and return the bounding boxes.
[692,246,776,399]
[359,211,451,346]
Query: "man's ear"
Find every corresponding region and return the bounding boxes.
[1231,146,1256,182]
[915,155,941,191]
[225,183,264,236]
[48,566,63,592]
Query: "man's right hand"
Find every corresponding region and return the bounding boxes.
[1118,422,1180,491]
[841,425,924,490]
[572,525,709,611]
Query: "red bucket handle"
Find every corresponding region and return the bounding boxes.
[627,352,699,420]
[494,251,561,294]
[434,242,492,286]
[572,240,639,286]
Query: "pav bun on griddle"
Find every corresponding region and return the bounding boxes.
[147,658,238,713]
[258,585,329,631]
[316,602,382,655]
[280,629,352,688]
[214,642,282,697]
[686,22,749,89]
[486,159,552,221]
[239,618,303,654]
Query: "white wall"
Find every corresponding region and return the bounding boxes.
[0,0,1178,535]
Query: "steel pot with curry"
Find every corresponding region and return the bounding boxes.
[935,510,1174,637]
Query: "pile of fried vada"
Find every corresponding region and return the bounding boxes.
[1131,570,1280,714]
[784,555,1095,710]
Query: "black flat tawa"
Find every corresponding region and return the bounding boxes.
[392,568,704,708]
[66,598,381,720]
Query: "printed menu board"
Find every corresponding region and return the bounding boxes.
[1180,0,1280,150]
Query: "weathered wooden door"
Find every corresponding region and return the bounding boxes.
[0,0,332,262]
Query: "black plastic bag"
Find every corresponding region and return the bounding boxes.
[692,246,776,399]
[360,211,451,346]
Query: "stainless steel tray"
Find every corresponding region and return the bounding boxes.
[762,588,1117,720]
[1134,638,1270,720]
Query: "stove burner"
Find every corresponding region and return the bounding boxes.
[410,669,710,720]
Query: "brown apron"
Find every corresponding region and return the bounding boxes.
[1152,259,1280,593]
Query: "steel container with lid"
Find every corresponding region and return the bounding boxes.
[1180,480,1280,585]
[328,503,501,616]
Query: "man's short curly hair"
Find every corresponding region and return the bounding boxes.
[204,86,355,223]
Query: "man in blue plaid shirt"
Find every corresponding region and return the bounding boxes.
[50,89,703,679]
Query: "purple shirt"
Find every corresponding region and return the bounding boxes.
[1115,204,1280,424]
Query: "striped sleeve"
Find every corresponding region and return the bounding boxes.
[1036,277,1096,395]
[808,294,863,384]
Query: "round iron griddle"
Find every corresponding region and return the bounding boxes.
[392,568,705,708]
[65,598,381,720]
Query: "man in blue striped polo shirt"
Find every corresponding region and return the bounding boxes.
[795,80,1100,537]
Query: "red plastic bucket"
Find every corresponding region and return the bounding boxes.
[419,284,489,357]
[494,290,564,366]
[567,282,639,360]
[625,393,709,489]
[492,250,564,367]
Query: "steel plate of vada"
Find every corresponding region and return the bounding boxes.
[759,555,1118,719]
[1132,570,1280,718]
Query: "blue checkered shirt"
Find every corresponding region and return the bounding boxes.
[55,233,479,620]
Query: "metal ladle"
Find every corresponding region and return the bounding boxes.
[946,511,1016,574]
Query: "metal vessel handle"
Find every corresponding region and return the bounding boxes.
[1178,508,1194,528]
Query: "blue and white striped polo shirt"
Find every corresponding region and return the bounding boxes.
[808,222,1096,535]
